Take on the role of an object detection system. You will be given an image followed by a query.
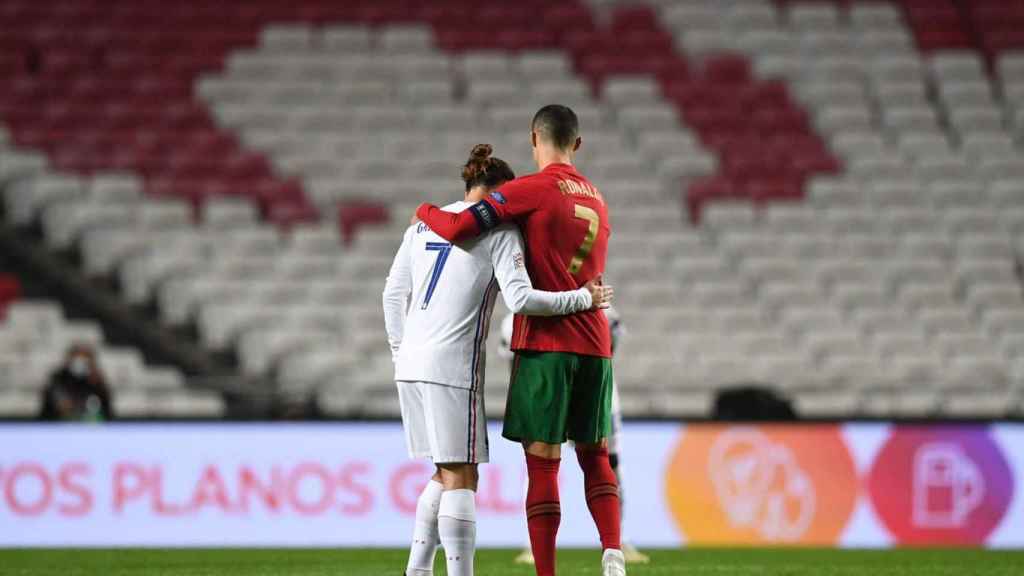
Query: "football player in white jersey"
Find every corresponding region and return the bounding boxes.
[500,305,650,565]
[383,144,613,576]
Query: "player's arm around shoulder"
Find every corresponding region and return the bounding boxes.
[414,173,547,242]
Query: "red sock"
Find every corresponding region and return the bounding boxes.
[576,446,621,551]
[525,453,561,576]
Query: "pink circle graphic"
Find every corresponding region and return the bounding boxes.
[868,426,1014,546]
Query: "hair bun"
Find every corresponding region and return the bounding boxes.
[462,143,516,191]
[470,144,493,160]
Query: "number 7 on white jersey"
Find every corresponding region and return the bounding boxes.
[421,242,452,309]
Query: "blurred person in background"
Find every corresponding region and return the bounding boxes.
[40,343,113,422]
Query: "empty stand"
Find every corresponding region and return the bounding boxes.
[1,0,1022,419]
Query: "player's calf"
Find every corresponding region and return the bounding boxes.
[406,471,443,576]
[524,444,561,576]
[437,463,478,576]
[576,443,622,552]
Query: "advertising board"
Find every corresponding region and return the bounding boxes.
[1,423,1021,548]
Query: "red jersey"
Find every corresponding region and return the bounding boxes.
[416,163,612,358]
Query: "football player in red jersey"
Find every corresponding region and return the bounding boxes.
[416,105,625,576]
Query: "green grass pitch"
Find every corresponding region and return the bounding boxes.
[1,548,1022,575]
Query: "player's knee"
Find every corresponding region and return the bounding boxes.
[524,441,561,460]
[438,463,478,491]
[574,439,608,454]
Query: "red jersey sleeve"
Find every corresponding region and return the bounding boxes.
[414,175,543,242]
[414,203,481,242]
[484,175,544,222]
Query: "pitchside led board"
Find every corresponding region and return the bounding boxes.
[0,423,1022,548]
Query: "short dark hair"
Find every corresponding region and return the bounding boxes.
[462,144,515,191]
[531,104,579,150]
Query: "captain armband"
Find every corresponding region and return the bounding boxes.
[469,200,500,232]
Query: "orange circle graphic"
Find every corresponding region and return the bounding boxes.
[665,424,859,545]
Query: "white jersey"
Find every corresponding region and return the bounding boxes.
[382,201,593,390]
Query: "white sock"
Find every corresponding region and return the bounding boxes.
[438,489,477,576]
[406,480,443,576]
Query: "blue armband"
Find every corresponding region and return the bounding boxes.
[469,200,499,232]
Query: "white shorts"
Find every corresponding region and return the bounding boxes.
[397,381,488,464]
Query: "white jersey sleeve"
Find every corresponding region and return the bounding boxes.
[487,226,592,316]
[382,226,416,361]
[497,313,515,360]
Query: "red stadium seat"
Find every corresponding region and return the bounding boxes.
[337,201,390,245]
[751,108,811,134]
[915,27,972,51]
[476,6,535,29]
[610,6,660,33]
[419,4,467,26]
[652,57,691,87]
[616,31,675,59]
[699,130,761,155]
[665,82,736,110]
[981,27,1024,55]
[564,30,616,61]
[746,178,804,205]
[434,29,492,52]
[295,3,358,23]
[740,81,793,111]
[495,30,557,51]
[791,153,841,180]
[902,0,960,21]
[360,3,420,25]
[685,177,749,224]
[701,55,753,85]
[267,199,321,229]
[723,145,795,182]
[542,3,594,34]
[684,109,746,137]
[0,274,21,320]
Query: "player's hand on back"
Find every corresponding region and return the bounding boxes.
[584,277,613,310]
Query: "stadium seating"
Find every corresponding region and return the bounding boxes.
[622,0,1023,418]
[0,300,224,418]
[1,0,1022,419]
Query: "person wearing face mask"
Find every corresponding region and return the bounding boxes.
[40,344,113,422]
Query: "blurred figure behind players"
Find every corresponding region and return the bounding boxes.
[40,343,113,422]
[383,144,611,576]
